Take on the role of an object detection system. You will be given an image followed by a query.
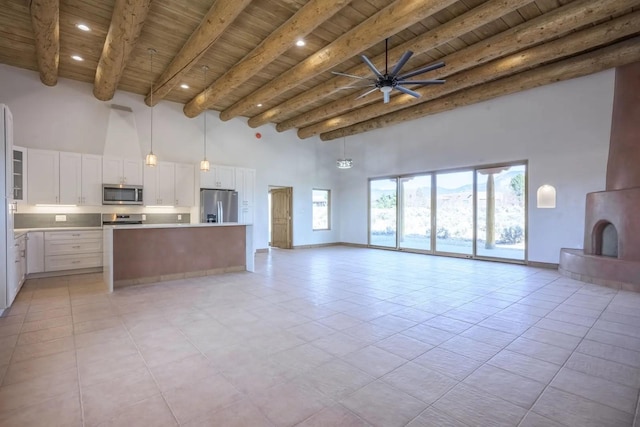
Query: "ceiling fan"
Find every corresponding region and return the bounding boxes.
[334,39,446,104]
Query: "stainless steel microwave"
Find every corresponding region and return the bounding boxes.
[102,184,143,205]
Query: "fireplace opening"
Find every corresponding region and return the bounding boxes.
[593,221,619,258]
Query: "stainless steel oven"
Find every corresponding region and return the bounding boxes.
[102,184,143,205]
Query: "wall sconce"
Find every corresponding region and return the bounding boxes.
[537,185,556,208]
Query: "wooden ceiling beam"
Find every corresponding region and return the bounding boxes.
[93,0,152,101]
[218,0,459,122]
[146,0,252,107]
[294,0,637,137]
[183,0,352,118]
[29,0,59,86]
[309,12,640,139]
[320,37,640,141]
[251,0,532,130]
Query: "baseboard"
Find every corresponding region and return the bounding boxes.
[292,242,341,249]
[255,248,269,253]
[527,260,559,269]
[27,267,103,279]
[337,242,369,248]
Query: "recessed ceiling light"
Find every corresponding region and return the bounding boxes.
[71,55,84,61]
[256,103,262,107]
[180,84,189,89]
[76,23,90,31]
[295,39,305,47]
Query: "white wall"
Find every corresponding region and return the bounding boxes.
[336,70,615,263]
[0,64,341,250]
[0,64,615,262]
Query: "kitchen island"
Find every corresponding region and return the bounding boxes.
[103,223,254,292]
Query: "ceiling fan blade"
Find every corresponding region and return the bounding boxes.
[394,85,421,98]
[356,87,379,100]
[397,61,445,80]
[360,55,383,79]
[339,83,376,90]
[383,89,390,104]
[389,51,414,77]
[397,79,446,85]
[331,71,371,80]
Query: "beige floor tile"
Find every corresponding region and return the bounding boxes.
[287,321,337,342]
[81,367,160,426]
[297,404,371,427]
[374,334,433,360]
[24,307,71,323]
[0,367,78,414]
[405,407,473,427]
[73,316,123,335]
[535,318,590,337]
[182,397,273,427]
[401,324,456,346]
[518,411,565,427]
[11,336,75,363]
[551,367,638,414]
[423,316,473,334]
[20,314,72,333]
[296,359,375,400]
[380,362,458,404]
[0,391,82,427]
[311,332,369,357]
[17,324,73,346]
[432,383,527,426]
[413,348,483,380]
[532,386,633,427]
[270,342,335,373]
[2,350,76,386]
[462,364,545,409]
[341,345,407,378]
[521,326,582,350]
[149,353,218,392]
[459,325,517,348]
[94,395,177,427]
[250,381,333,426]
[163,373,241,424]
[565,352,640,388]
[0,323,22,339]
[135,330,201,367]
[488,350,561,383]
[577,339,640,368]
[0,314,25,327]
[78,351,147,387]
[506,336,572,365]
[0,334,18,365]
[340,380,427,427]
[341,322,396,344]
[586,328,640,353]
[317,313,363,331]
[438,335,502,362]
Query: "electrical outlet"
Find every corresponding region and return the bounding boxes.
[142,214,146,221]
[178,214,182,221]
[55,215,67,222]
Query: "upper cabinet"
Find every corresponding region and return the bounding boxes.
[12,146,27,204]
[200,164,235,190]
[103,156,143,185]
[175,163,195,207]
[144,162,195,207]
[27,149,59,204]
[28,149,103,206]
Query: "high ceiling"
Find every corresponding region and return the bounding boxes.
[1,0,639,141]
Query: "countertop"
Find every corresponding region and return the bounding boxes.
[14,226,103,233]
[103,222,248,230]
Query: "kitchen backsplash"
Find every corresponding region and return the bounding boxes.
[15,213,190,228]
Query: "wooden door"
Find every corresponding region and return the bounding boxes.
[271,187,292,249]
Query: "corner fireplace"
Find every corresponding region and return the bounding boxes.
[559,61,640,290]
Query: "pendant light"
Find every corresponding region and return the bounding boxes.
[200,65,210,172]
[145,48,158,167]
[336,136,353,169]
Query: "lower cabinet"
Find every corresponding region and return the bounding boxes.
[27,231,45,274]
[43,230,103,272]
[8,234,27,306]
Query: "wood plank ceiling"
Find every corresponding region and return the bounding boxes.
[1,0,639,141]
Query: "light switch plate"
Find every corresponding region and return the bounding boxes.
[55,215,67,222]
[178,214,182,221]
[142,214,146,221]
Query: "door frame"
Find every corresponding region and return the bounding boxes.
[269,186,293,249]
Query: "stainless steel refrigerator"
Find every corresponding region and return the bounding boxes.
[200,189,238,223]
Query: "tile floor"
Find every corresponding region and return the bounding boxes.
[1,246,640,426]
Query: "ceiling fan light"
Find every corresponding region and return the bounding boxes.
[380,86,392,93]
[336,159,353,169]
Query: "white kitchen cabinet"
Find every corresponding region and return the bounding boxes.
[235,167,255,224]
[103,156,143,185]
[44,230,102,272]
[144,161,175,206]
[27,148,59,204]
[27,231,45,274]
[200,164,235,189]
[81,154,103,205]
[174,163,195,207]
[59,152,81,205]
[9,234,26,305]
[13,145,27,204]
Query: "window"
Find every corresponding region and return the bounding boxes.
[312,189,330,230]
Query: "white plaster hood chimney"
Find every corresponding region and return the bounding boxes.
[103,104,143,159]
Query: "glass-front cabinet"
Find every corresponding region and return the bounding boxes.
[13,146,26,203]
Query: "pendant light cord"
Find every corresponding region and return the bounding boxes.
[149,48,156,153]
[203,66,209,160]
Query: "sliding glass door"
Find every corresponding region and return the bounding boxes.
[369,178,397,248]
[475,165,526,260]
[368,162,527,263]
[435,171,474,256]
[399,175,432,251]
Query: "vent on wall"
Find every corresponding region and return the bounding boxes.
[103,104,143,160]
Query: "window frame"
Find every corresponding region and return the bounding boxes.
[312,188,331,231]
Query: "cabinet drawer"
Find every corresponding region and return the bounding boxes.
[45,240,102,255]
[45,230,102,241]
[45,253,102,272]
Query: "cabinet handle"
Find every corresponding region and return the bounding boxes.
[72,245,81,249]
[71,260,81,264]
[72,233,80,237]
